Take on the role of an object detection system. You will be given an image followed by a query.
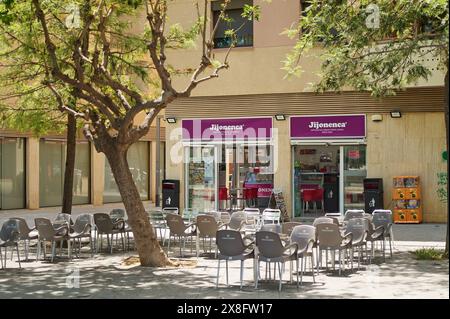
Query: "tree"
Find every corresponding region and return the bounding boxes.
[284,0,449,255]
[0,0,259,266]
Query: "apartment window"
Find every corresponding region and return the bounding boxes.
[212,0,253,49]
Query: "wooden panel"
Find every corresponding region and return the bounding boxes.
[166,87,445,118]
[367,112,447,223]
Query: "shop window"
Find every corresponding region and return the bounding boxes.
[39,140,90,207]
[104,141,149,203]
[212,0,254,49]
[0,137,25,209]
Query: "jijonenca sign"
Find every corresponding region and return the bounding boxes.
[182,117,272,141]
[290,115,366,139]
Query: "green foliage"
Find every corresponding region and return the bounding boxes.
[242,4,260,21]
[411,248,445,260]
[437,172,448,203]
[283,0,449,97]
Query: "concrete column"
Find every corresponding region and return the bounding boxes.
[165,121,184,212]
[273,119,292,217]
[91,144,104,206]
[26,137,40,209]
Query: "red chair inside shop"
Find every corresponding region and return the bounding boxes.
[243,187,258,208]
[219,187,228,201]
[302,188,324,213]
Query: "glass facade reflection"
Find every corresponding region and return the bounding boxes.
[0,137,26,209]
[39,140,90,207]
[103,141,149,203]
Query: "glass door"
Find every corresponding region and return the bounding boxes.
[343,145,367,212]
[185,145,217,212]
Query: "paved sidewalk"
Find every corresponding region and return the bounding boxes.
[1,204,447,299]
[0,240,447,299]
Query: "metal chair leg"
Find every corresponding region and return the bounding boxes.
[240,260,244,290]
[51,241,56,263]
[278,262,283,292]
[338,250,342,276]
[225,260,229,286]
[16,245,21,269]
[216,259,221,288]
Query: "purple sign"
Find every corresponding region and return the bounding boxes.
[182,117,272,141]
[290,115,366,139]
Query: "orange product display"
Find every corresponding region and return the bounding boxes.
[392,176,422,224]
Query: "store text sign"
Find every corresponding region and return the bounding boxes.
[290,115,366,139]
[182,117,272,141]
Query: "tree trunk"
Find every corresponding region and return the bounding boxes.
[61,113,77,214]
[104,145,173,267]
[444,69,449,257]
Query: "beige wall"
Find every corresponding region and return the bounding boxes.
[165,0,445,97]
[273,119,292,216]
[26,137,39,209]
[367,112,447,223]
[91,144,105,206]
[165,121,185,212]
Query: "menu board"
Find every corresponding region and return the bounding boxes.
[269,189,290,222]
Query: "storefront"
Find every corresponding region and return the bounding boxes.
[182,117,274,212]
[290,114,367,218]
[39,139,90,207]
[0,137,26,209]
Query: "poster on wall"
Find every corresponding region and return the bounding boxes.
[290,114,366,139]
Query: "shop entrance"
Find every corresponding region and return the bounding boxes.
[185,143,274,213]
[292,144,367,218]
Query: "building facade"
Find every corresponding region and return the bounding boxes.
[0,122,166,211]
[164,0,447,223]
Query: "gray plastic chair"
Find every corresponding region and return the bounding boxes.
[282,222,302,236]
[363,217,385,262]
[216,229,255,289]
[290,225,316,285]
[34,218,70,262]
[316,223,353,275]
[93,213,125,254]
[165,213,196,257]
[344,218,368,269]
[70,214,95,257]
[13,217,38,261]
[243,208,261,232]
[196,214,224,257]
[343,210,365,222]
[163,207,179,215]
[260,224,282,234]
[54,213,74,227]
[183,208,199,223]
[148,209,167,244]
[228,211,247,232]
[0,219,21,269]
[261,208,281,225]
[109,209,132,251]
[312,217,334,272]
[255,231,298,291]
[372,209,394,258]
[312,217,334,227]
